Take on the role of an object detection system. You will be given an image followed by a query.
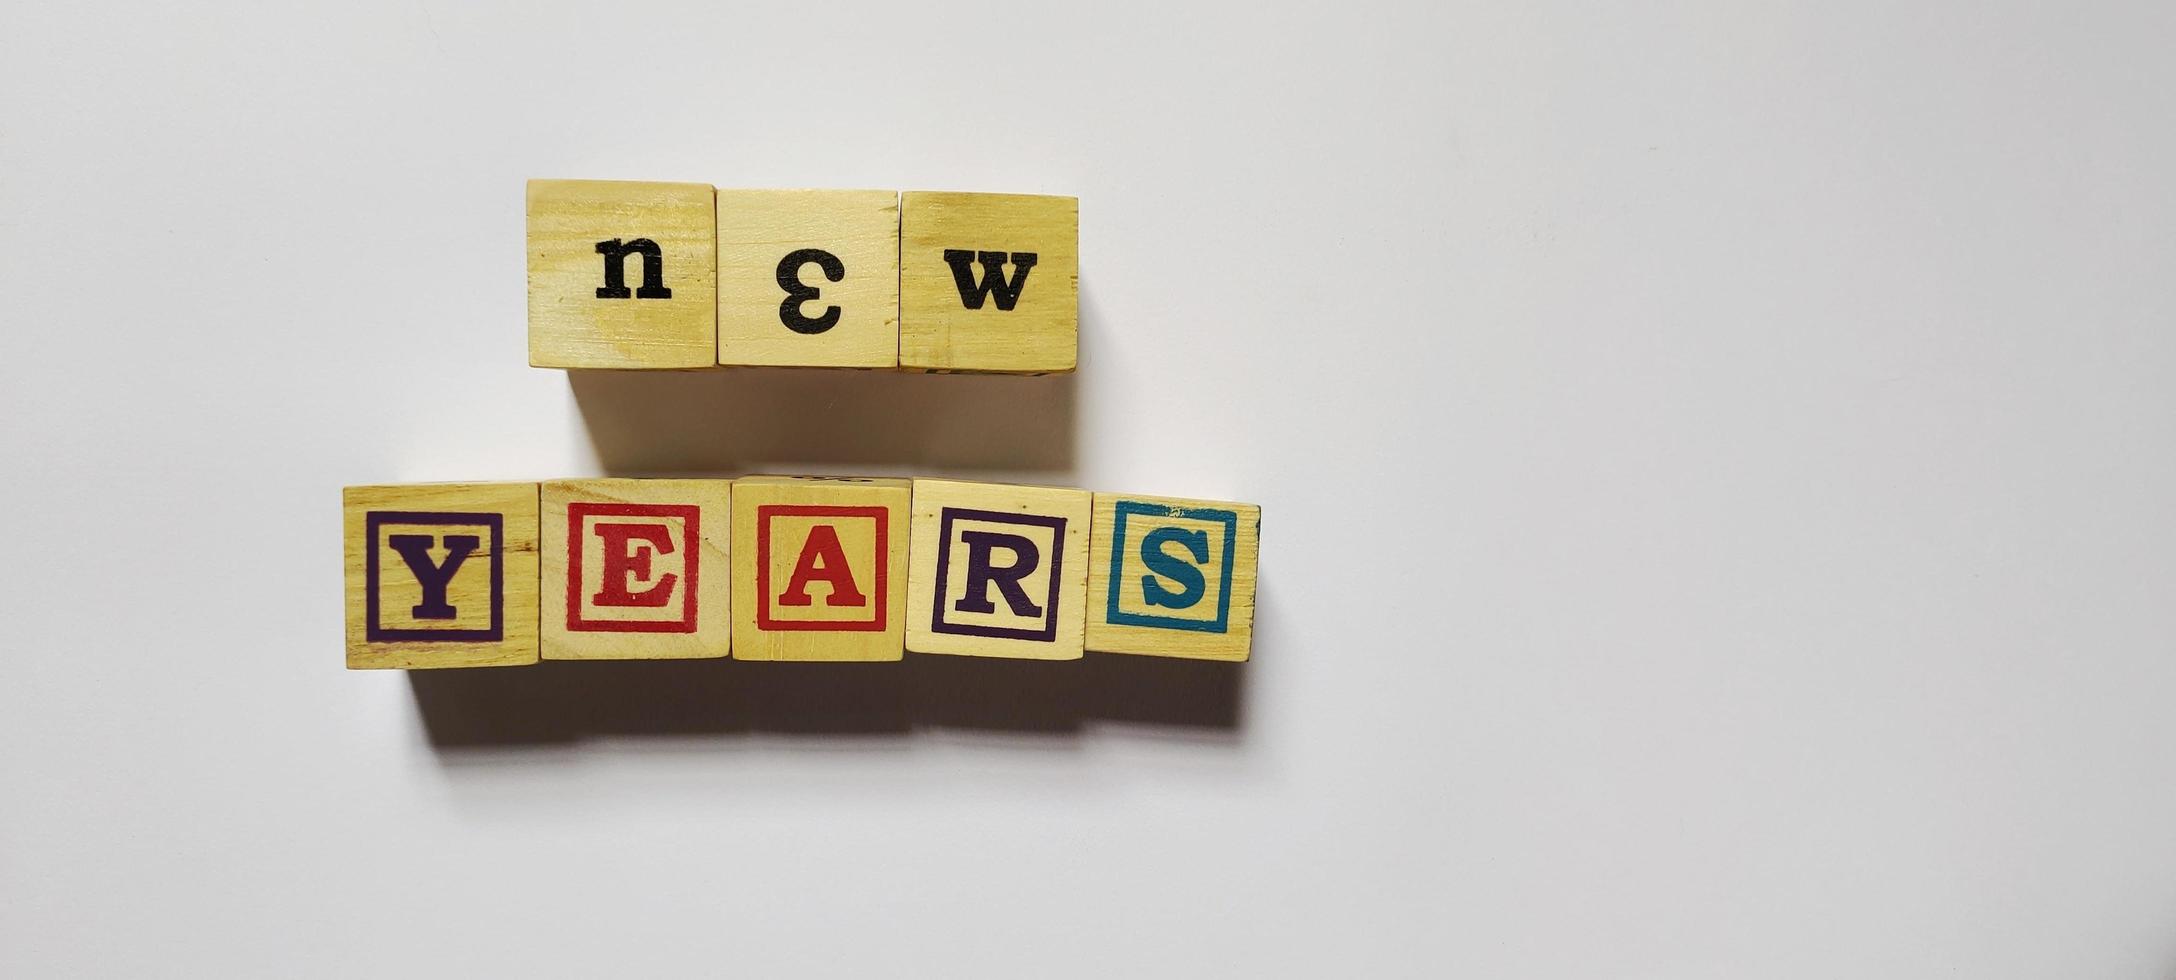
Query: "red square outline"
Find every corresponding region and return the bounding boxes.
[566,501,701,633]
[755,504,888,632]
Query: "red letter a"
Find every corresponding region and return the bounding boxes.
[777,524,867,607]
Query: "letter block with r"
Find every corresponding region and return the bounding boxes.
[343,482,540,669]
[541,479,731,660]
[1085,493,1261,662]
[731,476,910,662]
[906,479,1091,660]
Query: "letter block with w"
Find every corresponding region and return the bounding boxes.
[899,191,1079,374]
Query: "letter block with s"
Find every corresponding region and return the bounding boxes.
[716,189,901,368]
[1085,493,1261,662]
[528,179,718,369]
[906,479,1092,660]
[730,476,910,662]
[541,479,731,660]
[899,191,1078,374]
[343,482,541,669]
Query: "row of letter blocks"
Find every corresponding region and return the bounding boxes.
[529,181,1078,373]
[343,478,1259,668]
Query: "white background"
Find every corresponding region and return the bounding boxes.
[4,2,2174,976]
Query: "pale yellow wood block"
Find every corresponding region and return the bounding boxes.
[899,191,1078,374]
[1084,492,1260,662]
[905,480,1090,660]
[343,482,540,670]
[540,479,731,660]
[717,189,900,368]
[729,476,910,662]
[528,179,717,369]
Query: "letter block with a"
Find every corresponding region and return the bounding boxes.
[717,189,900,368]
[899,191,1078,374]
[906,479,1089,660]
[1085,492,1260,662]
[344,482,540,669]
[528,179,718,369]
[541,478,731,660]
[730,476,910,662]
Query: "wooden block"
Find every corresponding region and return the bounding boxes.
[899,191,1078,374]
[541,479,731,660]
[343,482,540,670]
[730,476,910,661]
[905,479,1090,660]
[1084,492,1260,662]
[528,179,717,369]
[717,189,900,368]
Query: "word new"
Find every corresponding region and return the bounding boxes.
[528,183,1079,374]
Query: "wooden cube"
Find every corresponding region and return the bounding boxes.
[541,478,731,660]
[899,191,1077,374]
[717,189,900,368]
[528,179,717,369]
[730,476,910,661]
[905,479,1090,660]
[1084,492,1260,662]
[344,482,540,669]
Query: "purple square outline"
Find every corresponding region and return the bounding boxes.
[365,511,504,642]
[930,507,1066,642]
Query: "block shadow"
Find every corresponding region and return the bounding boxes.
[406,650,1246,748]
[459,291,1257,749]
[562,288,1115,477]
[566,367,1076,477]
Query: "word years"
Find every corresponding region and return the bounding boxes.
[343,477,1257,669]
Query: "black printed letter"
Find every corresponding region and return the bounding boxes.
[776,248,846,334]
[595,238,672,299]
[943,249,1037,311]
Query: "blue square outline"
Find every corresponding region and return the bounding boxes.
[1104,501,1236,634]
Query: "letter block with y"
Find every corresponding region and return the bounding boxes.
[344,482,540,669]
[907,479,1090,660]
[731,476,909,661]
[717,189,900,368]
[1085,492,1261,662]
[899,191,1078,373]
[528,179,718,369]
[541,479,731,660]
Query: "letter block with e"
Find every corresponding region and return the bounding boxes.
[899,191,1078,374]
[730,476,909,662]
[1085,493,1261,662]
[541,479,731,660]
[717,189,900,368]
[527,179,718,369]
[343,483,540,669]
[906,479,1090,660]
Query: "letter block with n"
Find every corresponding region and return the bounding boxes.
[1085,492,1261,662]
[541,479,731,660]
[344,482,540,669]
[906,479,1090,660]
[527,179,718,369]
[899,191,1078,374]
[731,476,910,661]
